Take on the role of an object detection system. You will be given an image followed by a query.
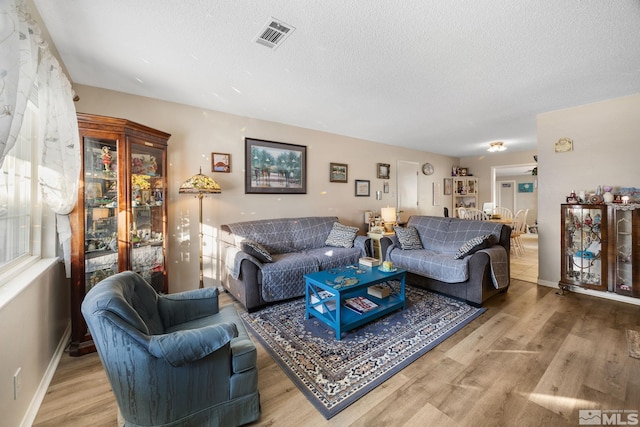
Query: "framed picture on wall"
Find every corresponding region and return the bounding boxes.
[329,162,348,183]
[244,138,307,194]
[444,178,452,195]
[518,182,534,193]
[377,163,390,179]
[212,152,231,172]
[355,179,370,197]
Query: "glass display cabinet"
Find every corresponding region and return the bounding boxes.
[452,177,478,216]
[559,204,607,291]
[70,113,170,356]
[608,204,640,298]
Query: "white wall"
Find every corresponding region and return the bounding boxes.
[536,93,640,285]
[73,85,459,293]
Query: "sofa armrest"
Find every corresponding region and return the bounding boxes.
[379,235,398,261]
[158,288,220,327]
[354,235,372,257]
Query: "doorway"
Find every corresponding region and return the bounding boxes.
[397,160,419,223]
[497,180,516,213]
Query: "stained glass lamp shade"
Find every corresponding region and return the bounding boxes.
[179,168,221,288]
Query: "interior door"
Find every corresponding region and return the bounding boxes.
[397,160,419,223]
[498,180,516,213]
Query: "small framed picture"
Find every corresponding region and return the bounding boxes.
[355,179,370,197]
[141,189,151,205]
[444,178,452,195]
[377,163,390,179]
[383,181,389,193]
[459,167,468,176]
[329,162,348,183]
[212,152,231,172]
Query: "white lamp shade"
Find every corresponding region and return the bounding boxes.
[381,207,397,223]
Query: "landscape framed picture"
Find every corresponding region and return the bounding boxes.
[245,138,307,194]
[330,162,348,183]
[355,179,370,197]
[212,152,231,172]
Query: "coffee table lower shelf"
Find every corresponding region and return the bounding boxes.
[304,267,406,340]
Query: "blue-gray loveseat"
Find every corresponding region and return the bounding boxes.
[221,216,369,311]
[380,216,511,306]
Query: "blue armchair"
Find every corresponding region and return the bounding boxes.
[81,271,260,426]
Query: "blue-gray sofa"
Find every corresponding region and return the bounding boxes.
[380,216,511,306]
[221,216,370,311]
[82,271,260,426]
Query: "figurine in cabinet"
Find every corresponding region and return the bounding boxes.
[101,146,112,171]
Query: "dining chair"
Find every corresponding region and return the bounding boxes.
[462,208,489,221]
[493,206,514,219]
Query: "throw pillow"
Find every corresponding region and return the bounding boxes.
[454,234,495,259]
[394,226,423,250]
[240,239,273,263]
[325,222,359,248]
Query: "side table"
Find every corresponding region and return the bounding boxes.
[367,231,395,262]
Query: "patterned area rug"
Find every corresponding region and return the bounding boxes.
[241,284,485,419]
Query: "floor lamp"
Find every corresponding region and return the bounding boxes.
[179,168,221,288]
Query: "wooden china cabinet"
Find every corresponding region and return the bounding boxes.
[69,113,170,356]
[559,204,608,292]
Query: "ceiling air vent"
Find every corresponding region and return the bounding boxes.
[254,18,295,49]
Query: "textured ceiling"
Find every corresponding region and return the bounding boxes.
[34,0,640,157]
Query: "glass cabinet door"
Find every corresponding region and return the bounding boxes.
[560,204,607,290]
[609,205,639,298]
[129,142,166,292]
[83,138,119,293]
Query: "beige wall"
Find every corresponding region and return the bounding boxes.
[536,93,640,286]
[74,85,459,293]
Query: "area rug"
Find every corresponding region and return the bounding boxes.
[627,329,640,359]
[241,283,485,419]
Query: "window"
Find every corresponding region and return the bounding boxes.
[0,101,40,273]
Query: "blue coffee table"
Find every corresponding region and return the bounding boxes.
[304,265,406,340]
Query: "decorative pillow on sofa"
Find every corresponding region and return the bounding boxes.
[394,226,423,250]
[325,222,359,248]
[454,234,496,259]
[240,239,273,263]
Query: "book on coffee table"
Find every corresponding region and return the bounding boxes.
[344,296,378,314]
[359,257,380,267]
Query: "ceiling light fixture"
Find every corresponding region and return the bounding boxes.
[487,141,506,152]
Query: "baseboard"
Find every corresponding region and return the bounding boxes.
[20,323,71,427]
[538,280,640,306]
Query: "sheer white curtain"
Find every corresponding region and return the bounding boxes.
[38,50,80,275]
[1,0,80,276]
[0,0,42,165]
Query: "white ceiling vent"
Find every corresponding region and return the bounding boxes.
[254,18,295,49]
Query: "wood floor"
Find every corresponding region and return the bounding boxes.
[33,237,640,427]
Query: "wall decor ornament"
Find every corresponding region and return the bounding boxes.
[444,178,452,195]
[244,138,307,194]
[555,137,573,153]
[329,162,348,183]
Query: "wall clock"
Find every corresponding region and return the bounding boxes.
[421,162,434,175]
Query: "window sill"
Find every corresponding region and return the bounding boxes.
[0,257,62,310]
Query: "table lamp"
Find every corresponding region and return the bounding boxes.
[381,207,397,232]
[179,168,221,288]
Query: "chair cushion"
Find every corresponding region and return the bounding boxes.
[394,226,423,250]
[240,239,273,263]
[325,222,359,248]
[454,234,495,259]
